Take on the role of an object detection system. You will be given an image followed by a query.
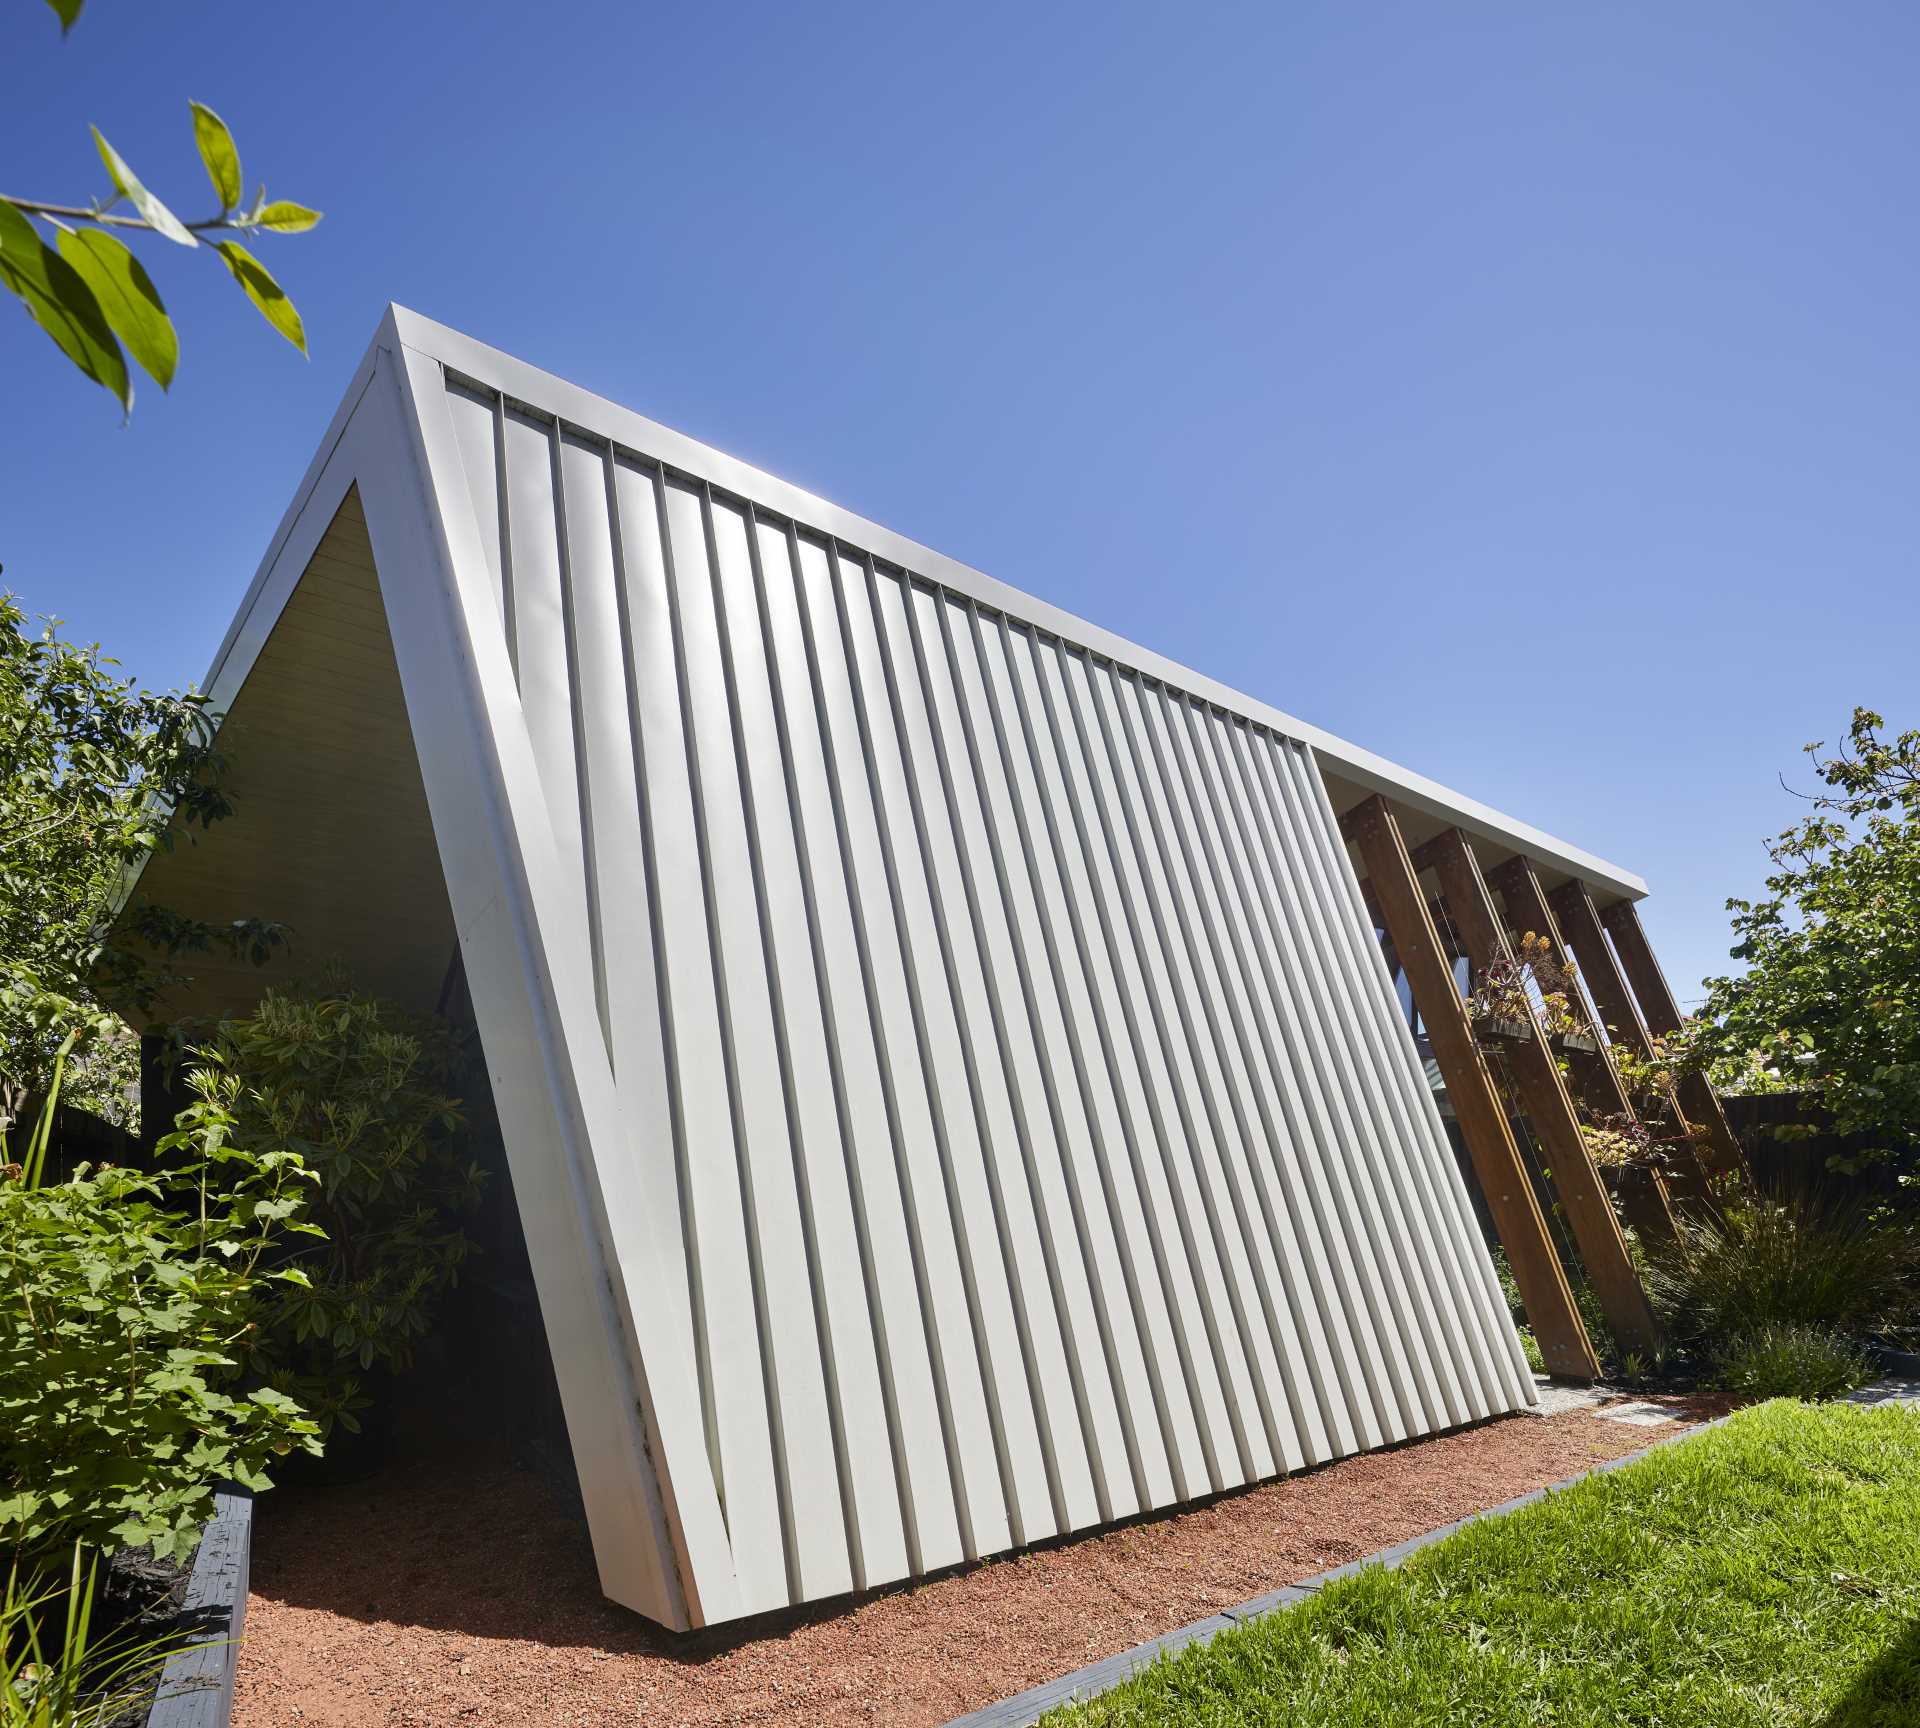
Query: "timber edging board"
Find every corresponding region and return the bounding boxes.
[148,1488,253,1728]
[938,1382,1920,1728]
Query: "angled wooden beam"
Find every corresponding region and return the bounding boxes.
[1549,881,1716,1206]
[1549,881,1652,1056]
[1345,796,1600,1381]
[1598,899,1751,1183]
[1488,856,1679,1243]
[1417,831,1661,1359]
[1363,880,1470,958]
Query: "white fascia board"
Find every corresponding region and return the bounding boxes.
[199,336,385,711]
[385,305,1648,904]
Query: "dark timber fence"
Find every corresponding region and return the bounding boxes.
[1721,1092,1900,1202]
[1,1093,141,1181]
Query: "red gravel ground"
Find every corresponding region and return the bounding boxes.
[234,1402,1708,1728]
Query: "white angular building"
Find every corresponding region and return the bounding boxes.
[128,308,1662,1630]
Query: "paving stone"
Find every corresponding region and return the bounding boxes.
[1594,1400,1679,1428]
[1526,1375,1619,1418]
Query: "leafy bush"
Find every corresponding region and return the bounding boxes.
[1712,1324,1875,1401]
[183,986,483,1434]
[1644,1192,1918,1350]
[1,1071,320,1569]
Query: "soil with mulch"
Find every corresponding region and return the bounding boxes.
[233,1398,1715,1728]
[87,1549,196,1728]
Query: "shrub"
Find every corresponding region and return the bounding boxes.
[1644,1191,1918,1349]
[184,985,484,1434]
[1712,1324,1875,1401]
[0,1071,321,1569]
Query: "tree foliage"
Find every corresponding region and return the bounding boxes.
[1692,708,1920,1168]
[2,2,322,414]
[0,593,283,1110]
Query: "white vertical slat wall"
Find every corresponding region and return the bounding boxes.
[435,369,1535,1621]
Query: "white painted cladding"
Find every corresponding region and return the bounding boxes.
[419,347,1534,1623]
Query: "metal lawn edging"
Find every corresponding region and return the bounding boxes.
[942,1382,1920,1728]
[147,1488,253,1728]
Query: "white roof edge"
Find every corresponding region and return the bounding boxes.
[115,321,394,923]
[196,303,1648,903]
[199,325,388,704]
[387,307,1646,901]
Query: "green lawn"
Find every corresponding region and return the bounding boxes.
[1045,1400,1920,1726]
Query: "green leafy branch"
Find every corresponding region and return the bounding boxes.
[2,4,323,414]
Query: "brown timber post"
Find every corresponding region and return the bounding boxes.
[1344,796,1600,1381]
[1598,900,1752,1184]
[1416,831,1661,1358]
[1488,856,1680,1242]
[1548,881,1716,1206]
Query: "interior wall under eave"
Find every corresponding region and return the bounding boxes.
[118,488,458,1025]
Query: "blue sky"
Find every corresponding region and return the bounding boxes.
[5,1,1912,1001]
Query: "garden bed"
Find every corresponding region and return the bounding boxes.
[230,1402,1706,1728]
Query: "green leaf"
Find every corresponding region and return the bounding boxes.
[92,128,197,247]
[213,239,306,353]
[189,102,242,212]
[253,200,323,235]
[0,201,131,409]
[43,0,84,33]
[55,226,176,389]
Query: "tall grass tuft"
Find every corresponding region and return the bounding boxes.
[1645,1189,1918,1351]
[3,1548,196,1728]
